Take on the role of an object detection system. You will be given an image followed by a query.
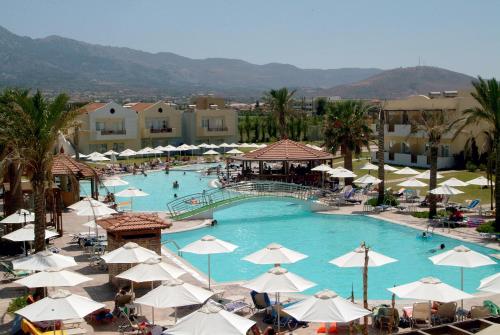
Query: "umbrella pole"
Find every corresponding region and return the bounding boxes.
[151,281,154,324]
[276,292,281,334]
[460,267,464,309]
[175,307,177,322]
[208,254,211,290]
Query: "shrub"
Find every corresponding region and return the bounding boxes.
[411,210,448,219]
[466,161,477,172]
[476,221,498,234]
[7,295,29,315]
[366,194,399,207]
[478,163,487,171]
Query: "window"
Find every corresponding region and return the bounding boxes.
[441,145,450,157]
[110,108,115,114]
[402,142,410,154]
[158,107,163,113]
[201,118,209,128]
[89,143,107,152]
[95,122,105,131]
[113,143,125,152]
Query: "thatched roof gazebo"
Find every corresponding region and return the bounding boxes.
[232,139,333,185]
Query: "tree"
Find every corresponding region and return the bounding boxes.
[377,103,386,204]
[315,97,327,116]
[243,115,252,142]
[237,122,244,143]
[252,118,260,142]
[323,100,374,184]
[463,77,500,231]
[263,88,295,139]
[0,89,77,251]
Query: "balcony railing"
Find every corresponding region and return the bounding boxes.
[100,129,126,135]
[149,127,173,133]
[207,126,228,132]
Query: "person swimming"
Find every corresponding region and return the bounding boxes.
[429,243,446,253]
[174,193,177,198]
[173,181,179,188]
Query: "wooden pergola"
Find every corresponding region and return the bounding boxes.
[232,139,334,186]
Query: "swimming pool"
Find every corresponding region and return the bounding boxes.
[164,200,499,299]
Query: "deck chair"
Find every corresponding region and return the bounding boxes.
[0,261,29,280]
[271,304,304,331]
[410,302,431,328]
[470,306,491,319]
[373,305,399,330]
[460,199,480,212]
[250,291,275,313]
[432,302,457,325]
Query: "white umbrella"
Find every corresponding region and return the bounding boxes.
[329,246,397,268]
[2,224,58,242]
[238,143,252,148]
[242,243,308,265]
[180,235,238,290]
[306,144,323,151]
[198,143,209,148]
[177,144,191,151]
[397,178,428,187]
[102,177,129,187]
[328,167,357,178]
[393,167,420,175]
[311,164,333,172]
[466,176,489,186]
[242,266,316,333]
[15,268,92,288]
[1,209,35,224]
[119,149,137,157]
[227,143,239,148]
[101,242,160,264]
[206,144,219,149]
[430,245,496,307]
[359,162,379,171]
[383,164,399,172]
[154,145,165,151]
[438,177,468,187]
[135,279,213,322]
[103,150,119,156]
[258,144,267,148]
[219,143,230,148]
[478,272,500,294]
[86,151,105,159]
[71,153,87,159]
[13,250,77,271]
[226,149,243,155]
[67,197,107,211]
[388,277,473,323]
[76,204,117,217]
[283,289,371,323]
[249,143,260,148]
[203,149,219,155]
[16,289,105,322]
[415,170,444,179]
[165,299,255,335]
[89,155,111,162]
[115,187,149,210]
[354,174,382,185]
[429,185,464,195]
[163,145,177,152]
[116,258,186,282]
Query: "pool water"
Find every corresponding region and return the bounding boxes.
[165,200,499,299]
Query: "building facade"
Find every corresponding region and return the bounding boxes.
[182,106,238,145]
[371,91,486,169]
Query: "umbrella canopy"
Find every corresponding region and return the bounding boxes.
[359,162,379,171]
[103,150,119,156]
[354,174,382,185]
[203,149,219,155]
[116,258,186,282]
[165,299,255,335]
[327,167,357,178]
[12,250,77,271]
[2,224,58,242]
[242,266,316,293]
[86,152,105,159]
[283,289,371,323]
[76,204,118,217]
[439,177,469,187]
[476,324,500,335]
[219,143,230,148]
[16,289,105,322]
[466,176,489,186]
[205,144,219,149]
[311,164,333,172]
[226,149,243,155]
[101,242,160,264]
[397,178,428,187]
[429,245,496,268]
[415,170,444,179]
[478,272,500,294]
[227,143,239,148]
[67,197,108,211]
[15,268,92,288]
[81,219,105,229]
[88,155,111,162]
[115,187,149,197]
[102,178,129,187]
[119,149,137,157]
[242,243,308,265]
[383,164,399,172]
[1,209,35,224]
[429,185,464,195]
[388,277,473,302]
[238,143,253,148]
[198,143,209,148]
[393,167,420,175]
[135,278,213,309]
[329,246,397,268]
[163,145,177,152]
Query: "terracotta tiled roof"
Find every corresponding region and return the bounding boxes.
[78,102,106,114]
[52,154,98,178]
[237,139,334,161]
[97,213,172,232]
[129,102,155,112]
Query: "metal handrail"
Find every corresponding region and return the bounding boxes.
[162,239,183,256]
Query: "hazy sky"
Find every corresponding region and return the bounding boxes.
[1,0,499,77]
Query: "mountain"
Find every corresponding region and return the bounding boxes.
[307,66,475,99]
[0,26,475,100]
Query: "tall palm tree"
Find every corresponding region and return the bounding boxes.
[463,77,500,231]
[377,104,386,204]
[264,88,295,139]
[0,89,77,251]
[323,100,374,184]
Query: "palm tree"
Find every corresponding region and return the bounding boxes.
[323,100,374,184]
[463,77,500,231]
[237,122,244,143]
[377,103,386,204]
[264,88,295,139]
[0,89,77,252]
[243,115,252,142]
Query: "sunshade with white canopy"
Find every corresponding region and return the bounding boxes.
[2,224,58,242]
[283,289,371,323]
[415,170,444,179]
[329,246,397,268]
[76,204,118,217]
[198,143,209,148]
[354,174,382,185]
[15,268,92,288]
[359,162,378,171]
[13,250,77,271]
[203,149,219,155]
[238,143,252,148]
[311,164,333,172]
[164,299,255,335]
[478,272,500,294]
[219,143,230,148]
[438,177,468,187]
[16,289,105,322]
[328,167,357,178]
[393,167,420,175]
[67,197,108,211]
[135,279,213,322]
[180,235,238,290]
[102,177,129,187]
[1,209,35,224]
[101,242,160,264]
[89,155,110,162]
[383,164,399,172]
[242,243,308,265]
[466,176,489,186]
[103,150,119,156]
[397,178,428,188]
[227,143,239,148]
[115,187,149,210]
[429,245,496,307]
[116,257,186,282]
[86,152,105,159]
[205,144,219,149]
[119,149,137,157]
[429,185,464,195]
[226,148,243,155]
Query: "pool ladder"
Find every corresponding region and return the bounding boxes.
[162,239,183,257]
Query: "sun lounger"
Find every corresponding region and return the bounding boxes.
[410,302,431,328]
[460,199,480,212]
[373,305,399,330]
[1,261,30,280]
[467,217,485,228]
[470,306,491,319]
[433,302,457,325]
[219,295,252,314]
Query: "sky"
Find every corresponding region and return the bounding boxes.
[1,0,499,77]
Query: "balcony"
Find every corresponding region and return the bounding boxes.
[385,124,411,137]
[149,127,173,133]
[207,126,228,132]
[100,129,126,135]
[371,151,455,169]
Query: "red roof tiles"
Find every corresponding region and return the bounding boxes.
[52,154,98,178]
[97,213,172,232]
[79,102,106,114]
[128,102,155,112]
[237,139,333,161]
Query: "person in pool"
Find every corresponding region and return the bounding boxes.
[429,243,446,253]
